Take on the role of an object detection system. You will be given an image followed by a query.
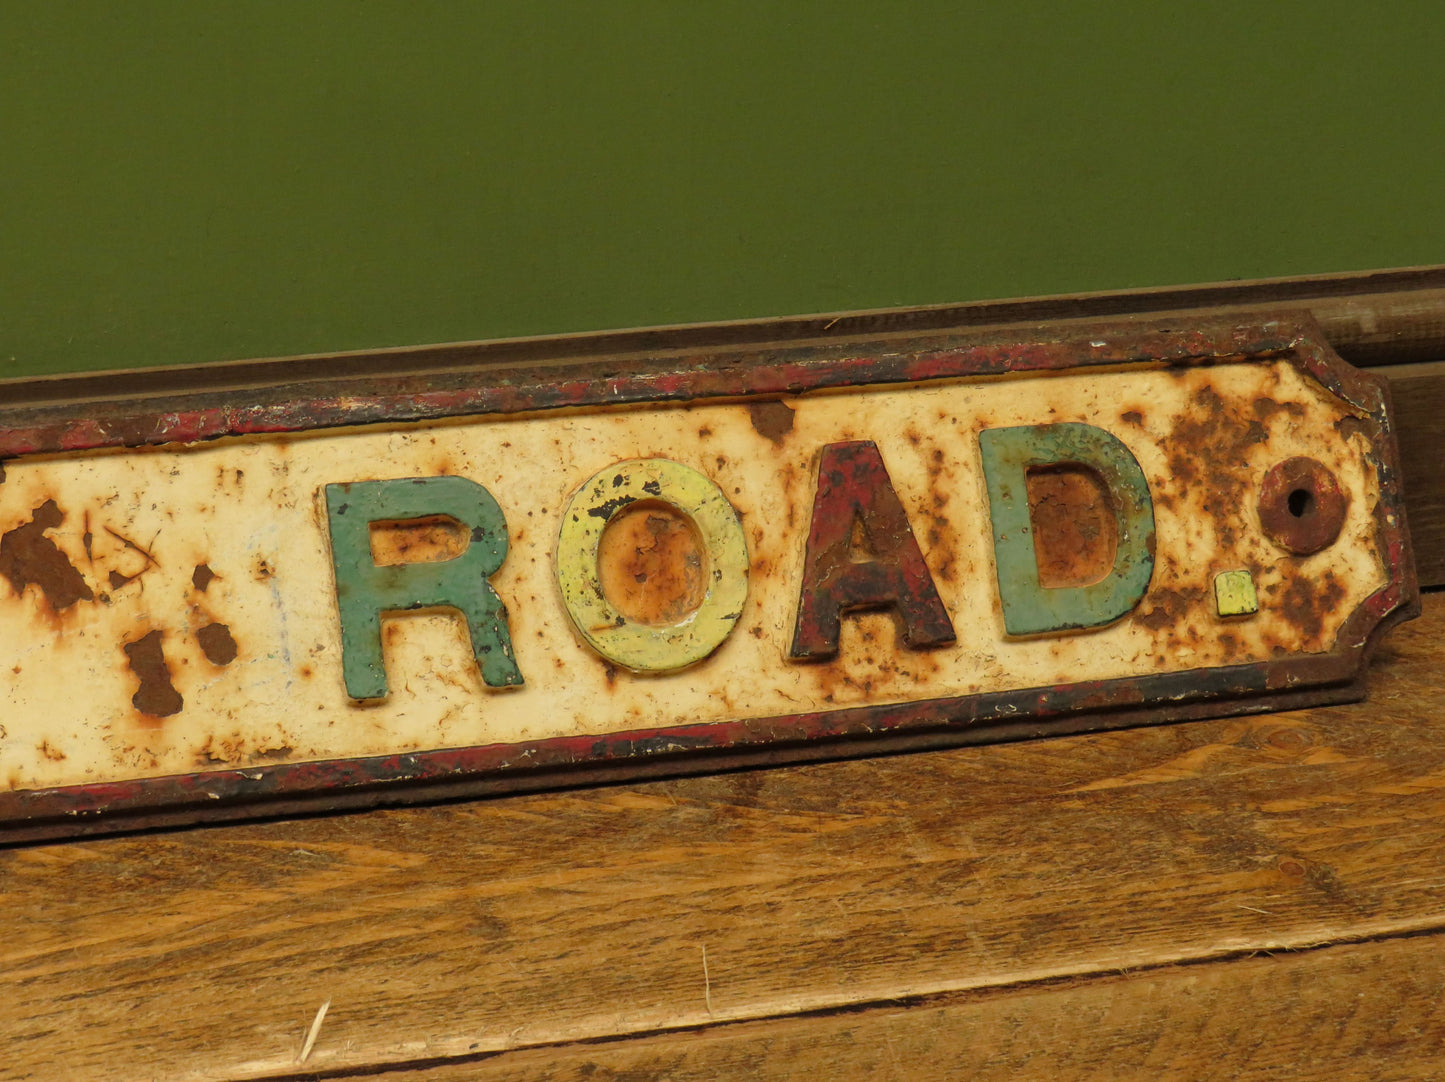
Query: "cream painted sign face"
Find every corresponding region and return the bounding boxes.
[0,318,1416,838]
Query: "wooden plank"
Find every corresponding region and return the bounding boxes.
[4,267,1445,417]
[374,933,1445,1081]
[3,594,1444,1081]
[1385,362,1445,588]
[6,273,1445,481]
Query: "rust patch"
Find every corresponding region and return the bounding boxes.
[596,501,706,625]
[192,563,216,592]
[921,451,963,586]
[369,515,470,566]
[0,500,94,610]
[1025,465,1118,588]
[123,630,183,719]
[1134,586,1205,632]
[1161,378,1277,553]
[196,622,238,666]
[196,733,264,768]
[746,400,795,444]
[197,734,289,766]
[1335,415,1369,443]
[1276,571,1347,639]
[777,460,801,531]
[1252,397,1306,422]
[1167,384,1269,492]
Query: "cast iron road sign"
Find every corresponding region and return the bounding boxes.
[0,312,1417,840]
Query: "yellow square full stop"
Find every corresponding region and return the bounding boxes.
[1214,570,1259,618]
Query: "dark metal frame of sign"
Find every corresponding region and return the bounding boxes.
[0,268,1428,841]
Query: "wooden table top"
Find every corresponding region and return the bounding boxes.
[4,586,1442,1080]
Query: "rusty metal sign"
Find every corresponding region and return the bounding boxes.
[0,315,1417,840]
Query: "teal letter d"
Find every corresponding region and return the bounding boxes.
[978,423,1154,637]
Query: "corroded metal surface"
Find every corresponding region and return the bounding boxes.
[0,316,1417,839]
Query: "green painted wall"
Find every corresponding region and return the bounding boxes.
[4,2,1443,378]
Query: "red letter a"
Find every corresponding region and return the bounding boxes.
[789,441,955,660]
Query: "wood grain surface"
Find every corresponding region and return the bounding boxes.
[1387,362,1445,588]
[384,933,1445,1081]
[4,594,1444,1081]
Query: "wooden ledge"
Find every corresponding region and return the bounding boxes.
[4,593,1444,1080]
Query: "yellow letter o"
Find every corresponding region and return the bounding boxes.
[556,458,749,673]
